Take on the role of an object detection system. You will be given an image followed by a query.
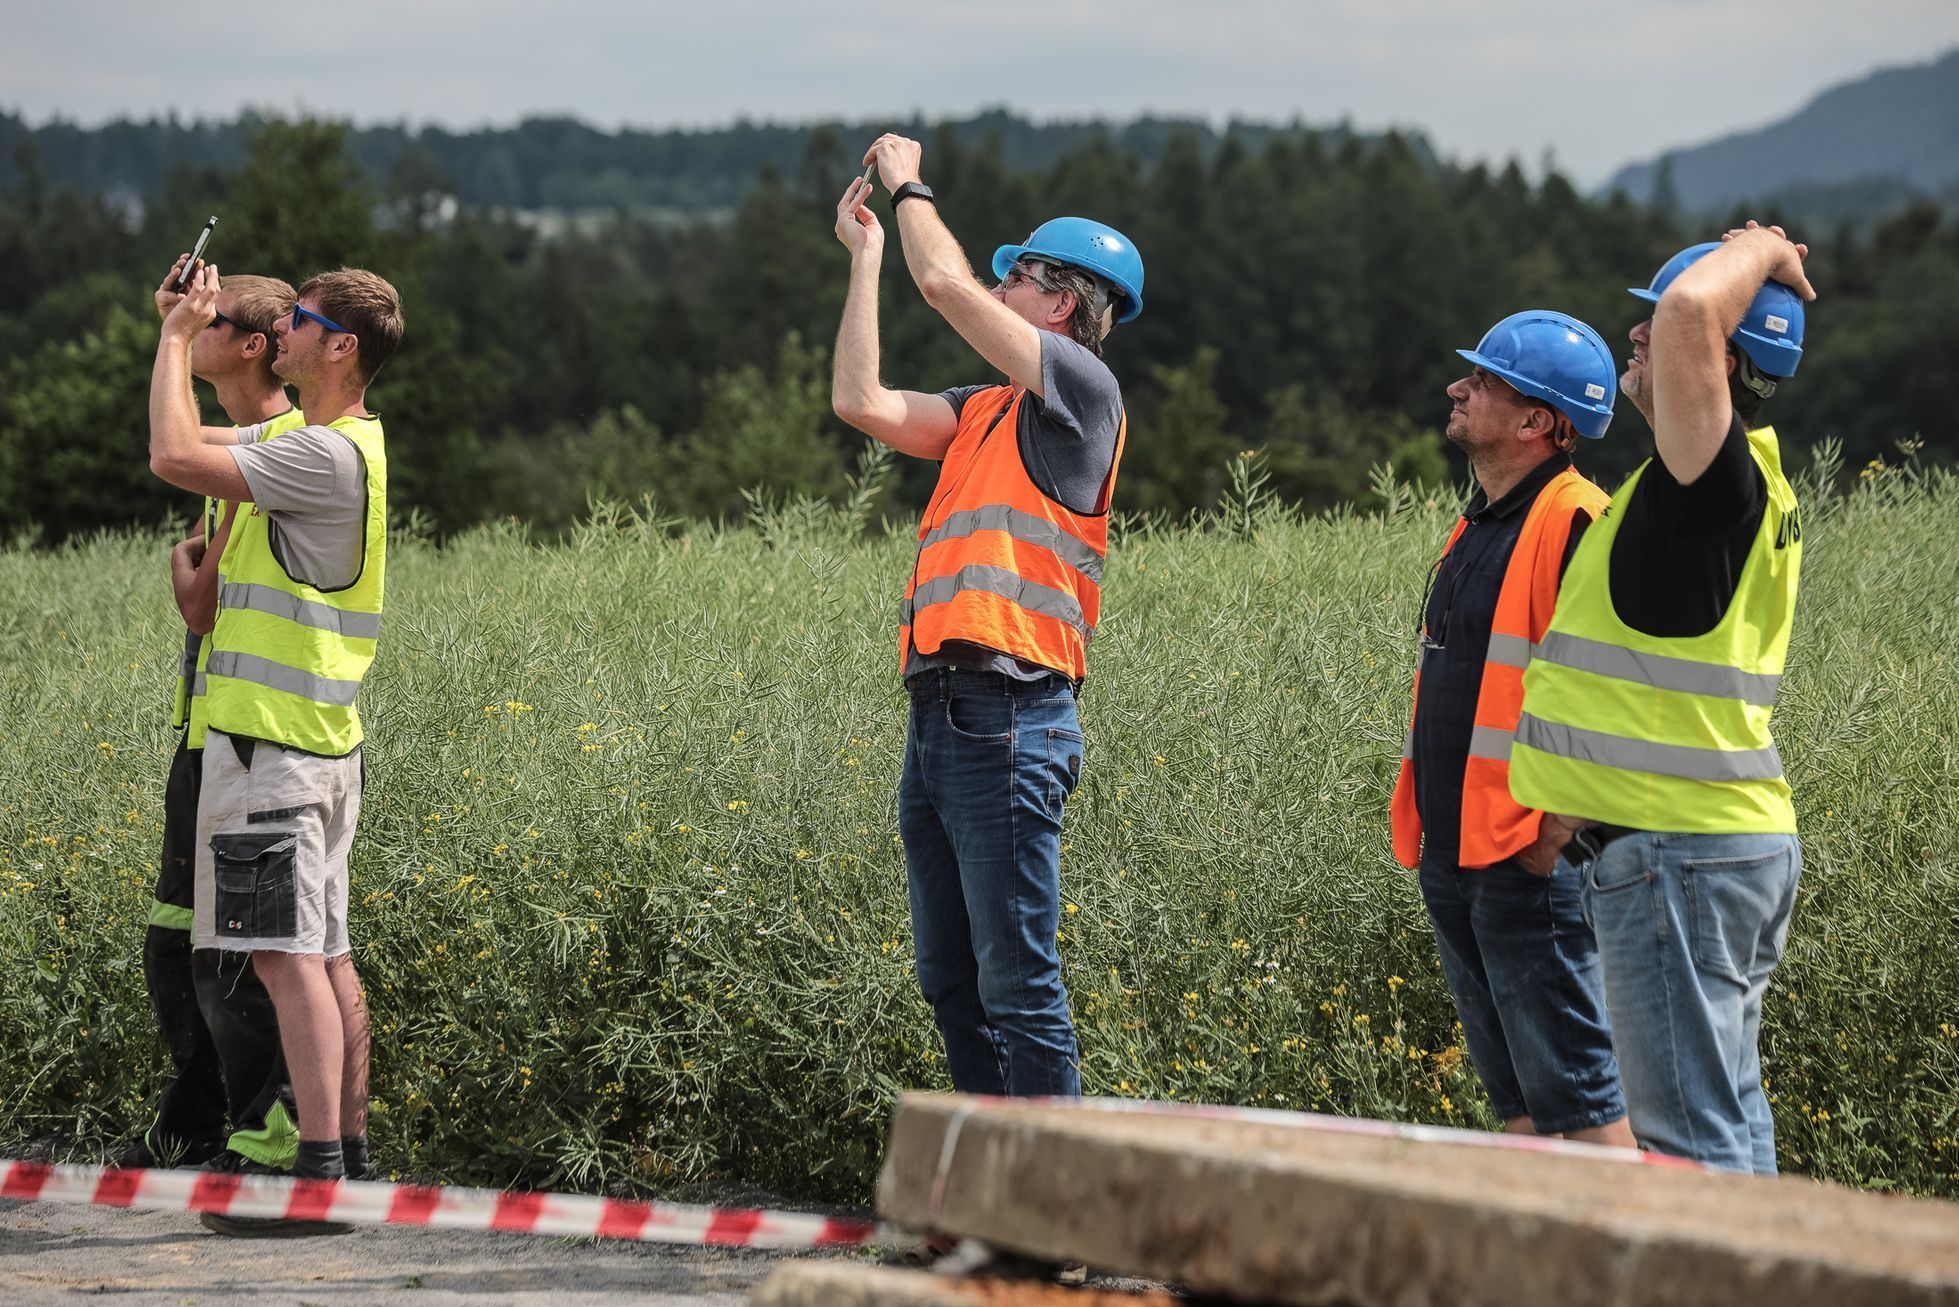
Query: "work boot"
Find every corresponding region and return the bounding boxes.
[113,1130,225,1171]
[194,1149,284,1174]
[197,1141,349,1238]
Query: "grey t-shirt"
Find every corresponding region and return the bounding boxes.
[934,332,1124,514]
[906,332,1124,683]
[228,422,368,592]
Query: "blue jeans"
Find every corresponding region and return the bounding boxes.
[1417,854,1626,1134]
[1575,831,1802,1173]
[899,669,1084,1097]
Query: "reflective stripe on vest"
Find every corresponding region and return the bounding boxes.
[1508,426,1801,834]
[1390,466,1608,869]
[918,504,1106,585]
[899,383,1123,681]
[203,414,386,756]
[205,649,363,707]
[1514,712,1785,782]
[178,410,306,751]
[1532,630,1781,706]
[218,581,385,640]
[901,564,1091,640]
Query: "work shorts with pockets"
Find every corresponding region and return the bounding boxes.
[193,729,361,957]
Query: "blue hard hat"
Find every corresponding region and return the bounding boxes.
[992,217,1145,324]
[1629,242,1805,378]
[1456,310,1617,440]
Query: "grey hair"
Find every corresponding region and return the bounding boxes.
[1026,259,1117,357]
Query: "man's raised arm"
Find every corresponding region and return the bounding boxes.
[1651,222,1816,483]
[830,172,959,459]
[153,257,260,446]
[150,265,252,502]
[864,134,1049,399]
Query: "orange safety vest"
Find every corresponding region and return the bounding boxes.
[1391,466,1607,869]
[899,384,1125,681]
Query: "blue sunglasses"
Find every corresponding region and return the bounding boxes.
[292,304,353,334]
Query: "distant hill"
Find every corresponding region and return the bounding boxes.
[0,108,1408,214]
[1605,49,1959,218]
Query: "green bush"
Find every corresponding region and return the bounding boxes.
[1,448,1953,1200]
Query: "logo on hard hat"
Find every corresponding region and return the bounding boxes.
[1764,315,1789,334]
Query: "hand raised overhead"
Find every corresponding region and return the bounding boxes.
[161,263,222,340]
[155,254,202,322]
[835,175,884,258]
[861,133,923,192]
[1722,220,1816,301]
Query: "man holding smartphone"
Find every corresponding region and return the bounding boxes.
[149,262,403,1234]
[122,260,305,1177]
[832,134,1143,1100]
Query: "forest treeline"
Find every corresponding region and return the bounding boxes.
[1,115,1951,543]
[0,109,1400,214]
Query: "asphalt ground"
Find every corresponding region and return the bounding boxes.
[0,1196,829,1305]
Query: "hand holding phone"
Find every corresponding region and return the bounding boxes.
[175,215,218,290]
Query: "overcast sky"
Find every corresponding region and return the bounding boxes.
[7,0,1955,187]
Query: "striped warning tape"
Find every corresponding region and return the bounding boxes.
[0,1159,921,1249]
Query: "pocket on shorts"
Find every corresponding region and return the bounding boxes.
[210,831,300,940]
[1683,847,1794,986]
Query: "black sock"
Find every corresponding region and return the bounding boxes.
[294,1139,345,1180]
[340,1135,371,1180]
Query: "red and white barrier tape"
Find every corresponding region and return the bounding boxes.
[0,1160,918,1249]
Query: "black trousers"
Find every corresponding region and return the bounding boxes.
[143,738,288,1160]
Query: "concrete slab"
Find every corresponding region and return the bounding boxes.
[877,1094,1959,1307]
[750,1261,1184,1306]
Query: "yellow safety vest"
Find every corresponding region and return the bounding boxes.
[202,414,387,757]
[173,409,305,750]
[1509,426,1801,833]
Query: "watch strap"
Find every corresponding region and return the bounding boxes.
[892,181,936,207]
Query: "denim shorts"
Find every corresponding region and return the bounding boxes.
[1417,852,1627,1134]
[1576,830,1801,1173]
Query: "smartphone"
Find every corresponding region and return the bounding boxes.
[860,162,877,188]
[175,215,219,289]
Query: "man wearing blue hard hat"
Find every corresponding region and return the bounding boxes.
[831,133,1143,1099]
[1390,309,1634,1149]
[1510,223,1818,1172]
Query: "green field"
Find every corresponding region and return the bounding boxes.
[2,448,1955,1201]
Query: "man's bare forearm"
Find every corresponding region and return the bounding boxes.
[170,540,201,626]
[1651,231,1798,482]
[833,253,886,417]
[150,337,204,482]
[894,199,975,306]
[182,506,235,634]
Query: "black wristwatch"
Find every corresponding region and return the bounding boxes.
[892,181,936,208]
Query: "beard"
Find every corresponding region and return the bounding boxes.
[1621,363,1654,420]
